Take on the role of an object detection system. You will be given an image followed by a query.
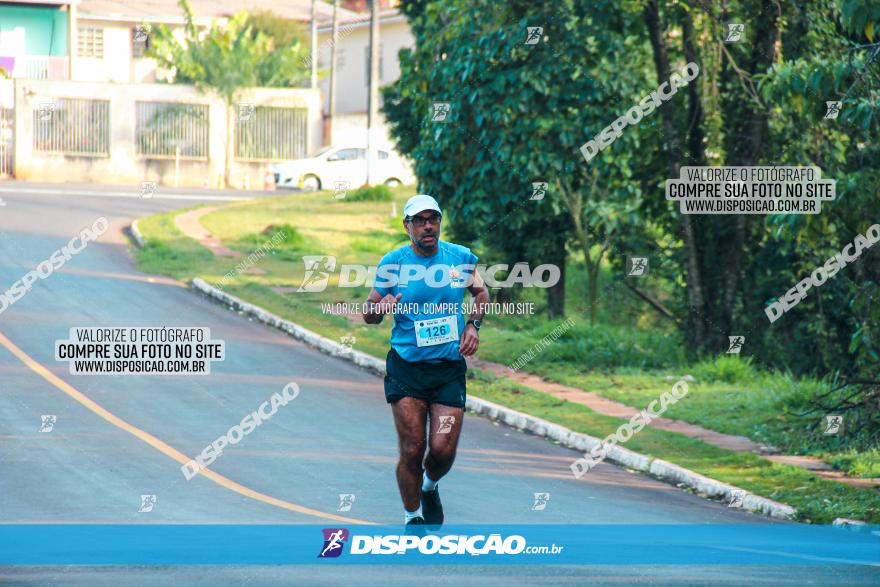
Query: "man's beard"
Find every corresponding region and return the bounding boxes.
[411,231,438,251]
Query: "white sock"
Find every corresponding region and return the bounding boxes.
[404,506,423,522]
[422,472,438,492]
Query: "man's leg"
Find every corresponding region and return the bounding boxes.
[391,396,429,512]
[421,403,463,525]
[424,403,464,484]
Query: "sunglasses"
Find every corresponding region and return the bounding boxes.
[407,213,442,227]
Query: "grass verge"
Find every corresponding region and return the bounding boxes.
[132,187,880,523]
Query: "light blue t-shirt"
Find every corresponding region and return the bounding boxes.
[374,240,478,362]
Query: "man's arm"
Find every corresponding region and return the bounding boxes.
[459,270,489,357]
[466,270,490,323]
[363,288,402,324]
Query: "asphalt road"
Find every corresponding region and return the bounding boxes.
[0,181,877,585]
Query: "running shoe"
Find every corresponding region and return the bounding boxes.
[405,515,427,536]
[421,488,444,526]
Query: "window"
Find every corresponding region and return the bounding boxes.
[320,47,346,69]
[132,27,151,58]
[77,27,104,58]
[329,148,365,161]
[311,145,335,158]
[379,150,389,160]
[364,44,384,82]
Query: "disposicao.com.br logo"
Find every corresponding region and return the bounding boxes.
[317,528,563,558]
[297,256,561,292]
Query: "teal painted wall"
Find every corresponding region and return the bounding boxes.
[0,5,68,56]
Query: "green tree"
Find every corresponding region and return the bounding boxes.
[147,0,310,186]
[751,0,879,438]
[387,0,880,392]
[636,0,787,355]
[246,9,306,47]
[246,9,311,86]
[384,0,650,319]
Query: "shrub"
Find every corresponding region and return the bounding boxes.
[259,224,305,248]
[233,224,309,262]
[691,355,759,384]
[345,184,393,202]
[515,320,685,371]
[826,449,880,478]
[234,223,306,250]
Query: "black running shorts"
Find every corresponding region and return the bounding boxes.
[384,348,467,408]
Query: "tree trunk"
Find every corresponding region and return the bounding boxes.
[225,104,235,188]
[310,0,318,90]
[714,0,780,350]
[587,260,599,324]
[644,0,706,351]
[643,1,781,355]
[366,0,381,185]
[547,247,566,319]
[681,10,705,167]
[559,176,603,325]
[329,0,339,140]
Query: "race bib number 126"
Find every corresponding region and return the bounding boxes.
[414,315,459,347]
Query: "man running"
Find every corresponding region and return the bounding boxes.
[363,194,489,527]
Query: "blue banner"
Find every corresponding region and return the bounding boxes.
[0,524,877,565]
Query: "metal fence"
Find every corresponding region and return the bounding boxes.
[11,56,69,80]
[136,102,209,160]
[33,98,110,157]
[0,108,12,177]
[236,106,307,162]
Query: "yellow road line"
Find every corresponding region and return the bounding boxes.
[0,330,373,525]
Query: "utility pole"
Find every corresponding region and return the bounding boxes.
[329,0,338,143]
[310,0,318,89]
[366,0,380,185]
[67,1,77,79]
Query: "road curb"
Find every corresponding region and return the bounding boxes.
[188,276,797,521]
[191,278,386,375]
[128,219,146,248]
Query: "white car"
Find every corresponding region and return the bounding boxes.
[273,146,414,191]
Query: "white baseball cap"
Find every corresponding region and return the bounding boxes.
[403,194,442,219]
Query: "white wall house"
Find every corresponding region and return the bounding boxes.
[1,0,337,187]
[315,9,413,148]
[316,9,412,115]
[0,0,416,184]
[72,0,350,84]
[72,16,201,84]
